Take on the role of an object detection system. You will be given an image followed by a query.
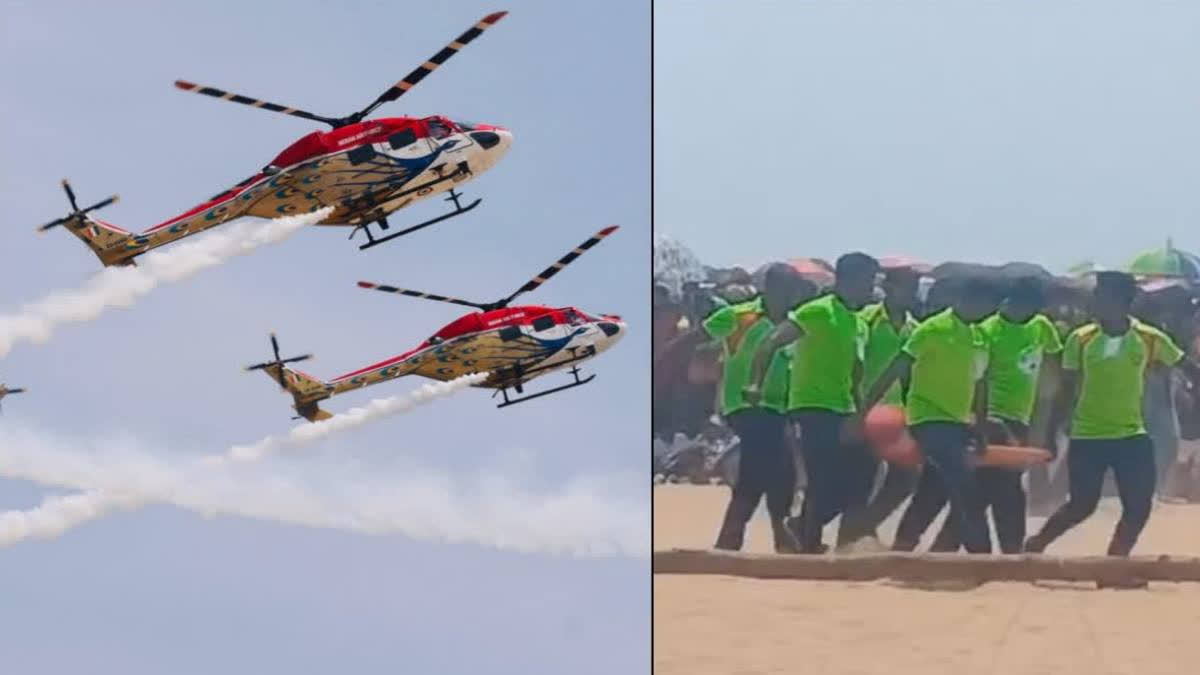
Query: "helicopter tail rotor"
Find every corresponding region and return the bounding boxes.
[244,333,314,391]
[37,179,119,233]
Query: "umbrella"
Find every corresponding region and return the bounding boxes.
[1126,240,1200,279]
[931,261,1053,281]
[784,257,835,285]
[877,255,933,275]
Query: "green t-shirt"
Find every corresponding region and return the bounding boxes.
[859,303,917,406]
[981,313,1064,424]
[903,308,989,425]
[1062,319,1184,440]
[787,294,866,413]
[702,298,790,414]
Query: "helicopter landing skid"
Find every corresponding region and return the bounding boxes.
[494,361,596,409]
[352,176,480,251]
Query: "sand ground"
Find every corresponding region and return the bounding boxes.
[655,486,1200,675]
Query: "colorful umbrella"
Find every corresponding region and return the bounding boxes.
[877,255,933,275]
[1126,241,1200,279]
[784,257,835,286]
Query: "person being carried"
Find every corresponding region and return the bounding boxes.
[1025,271,1200,556]
[745,253,879,554]
[836,266,921,550]
[671,264,816,552]
[929,277,1063,553]
[862,277,1001,554]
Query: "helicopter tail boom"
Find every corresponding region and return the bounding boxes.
[255,363,334,422]
[56,215,141,267]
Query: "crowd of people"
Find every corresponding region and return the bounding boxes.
[654,252,1200,556]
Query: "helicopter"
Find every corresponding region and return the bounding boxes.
[38,11,512,267]
[246,226,626,421]
[0,384,26,412]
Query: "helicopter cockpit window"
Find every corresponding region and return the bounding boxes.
[426,118,452,140]
[347,143,377,165]
[564,309,585,325]
[388,129,417,149]
[531,315,556,332]
[455,120,480,131]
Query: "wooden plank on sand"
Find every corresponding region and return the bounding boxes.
[653,549,1200,583]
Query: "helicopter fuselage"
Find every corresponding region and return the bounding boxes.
[319,305,626,396]
[67,115,511,266]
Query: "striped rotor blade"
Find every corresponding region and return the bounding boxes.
[507,225,619,301]
[358,11,508,115]
[80,195,119,214]
[38,215,73,231]
[357,281,484,309]
[174,80,332,124]
[61,179,79,210]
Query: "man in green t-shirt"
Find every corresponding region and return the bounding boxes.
[746,252,879,553]
[929,277,1063,553]
[837,266,920,549]
[1026,272,1200,556]
[675,264,816,552]
[862,277,1003,553]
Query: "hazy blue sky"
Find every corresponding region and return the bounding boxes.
[0,1,647,673]
[656,1,1200,272]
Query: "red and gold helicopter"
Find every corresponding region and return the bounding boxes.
[0,383,25,411]
[37,11,512,266]
[246,226,626,421]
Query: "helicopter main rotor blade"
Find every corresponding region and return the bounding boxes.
[174,80,336,126]
[352,11,508,121]
[61,179,79,211]
[356,282,486,310]
[499,225,620,306]
[7,388,25,394]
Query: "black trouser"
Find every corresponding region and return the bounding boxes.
[892,422,990,553]
[930,420,1029,554]
[1027,435,1156,556]
[714,409,796,551]
[790,408,877,552]
[840,459,921,545]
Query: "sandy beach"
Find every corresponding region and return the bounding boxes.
[655,486,1200,675]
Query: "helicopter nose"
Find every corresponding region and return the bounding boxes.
[597,321,622,338]
[475,127,512,154]
[470,130,502,149]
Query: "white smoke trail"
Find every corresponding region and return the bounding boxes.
[222,372,488,463]
[0,490,139,545]
[0,207,333,358]
[0,421,648,557]
[0,373,484,547]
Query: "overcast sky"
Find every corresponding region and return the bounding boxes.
[0,1,648,672]
[656,1,1199,272]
